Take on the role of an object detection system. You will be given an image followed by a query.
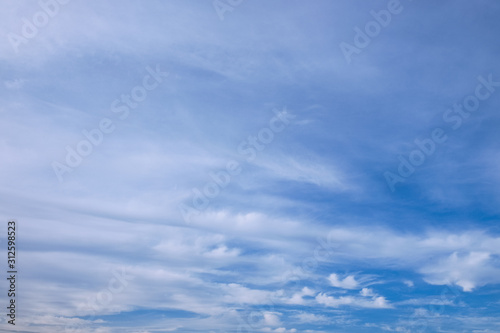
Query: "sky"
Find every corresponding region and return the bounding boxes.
[1,0,500,332]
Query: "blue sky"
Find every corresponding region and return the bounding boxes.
[1,0,500,332]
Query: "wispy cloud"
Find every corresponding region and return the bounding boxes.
[1,0,500,332]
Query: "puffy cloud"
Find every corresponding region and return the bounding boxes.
[287,287,316,305]
[328,274,359,289]
[420,251,500,291]
[360,288,376,297]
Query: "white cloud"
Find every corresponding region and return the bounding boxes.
[317,228,500,291]
[203,245,241,258]
[315,293,392,309]
[287,287,316,305]
[360,288,375,297]
[263,312,282,326]
[252,154,349,191]
[1,0,498,332]
[403,280,414,287]
[328,274,359,289]
[221,283,280,305]
[396,297,456,306]
[293,312,329,323]
[262,328,297,333]
[420,251,499,291]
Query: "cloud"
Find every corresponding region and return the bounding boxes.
[328,273,359,289]
[360,288,376,297]
[420,251,500,291]
[263,312,282,326]
[287,287,316,305]
[262,328,297,333]
[203,245,241,259]
[403,280,414,287]
[221,283,280,305]
[2,1,500,332]
[293,312,329,324]
[317,227,500,291]
[316,293,392,309]
[252,154,349,191]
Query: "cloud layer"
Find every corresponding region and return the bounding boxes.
[1,0,500,332]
